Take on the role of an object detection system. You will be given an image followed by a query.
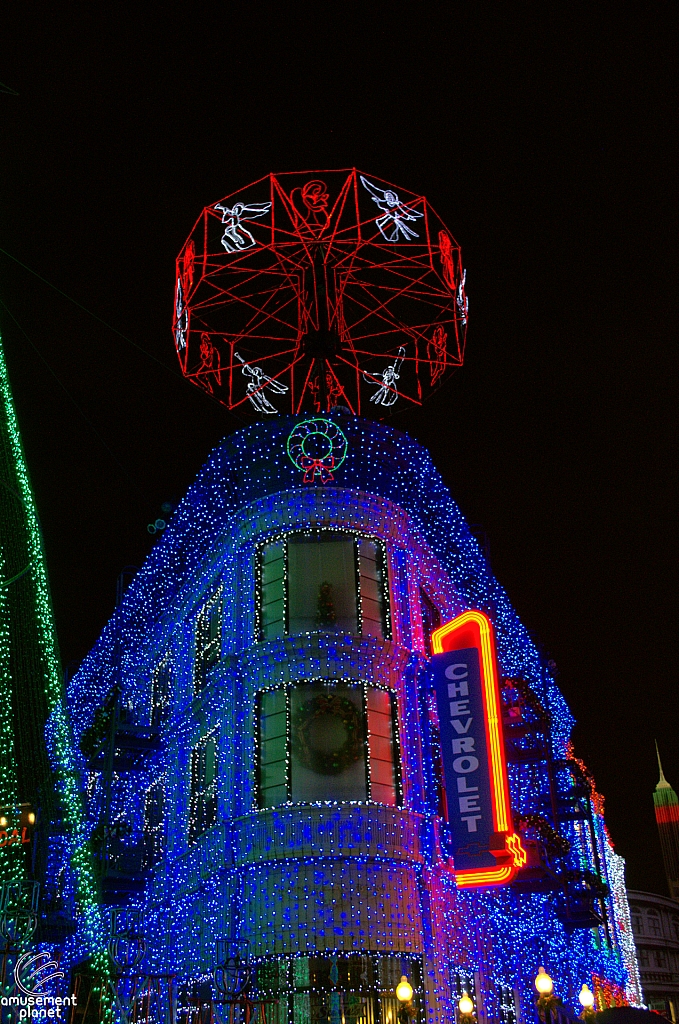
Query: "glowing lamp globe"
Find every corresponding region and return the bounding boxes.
[459,994,474,1015]
[396,977,414,1003]
[535,968,554,995]
[579,985,595,1009]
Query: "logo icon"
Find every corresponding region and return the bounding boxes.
[14,951,64,995]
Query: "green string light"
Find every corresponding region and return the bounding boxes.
[0,543,21,881]
[0,332,110,990]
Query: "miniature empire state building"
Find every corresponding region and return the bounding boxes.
[654,745,679,901]
[48,171,643,1023]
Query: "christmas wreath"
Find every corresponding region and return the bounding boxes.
[317,581,337,626]
[286,418,348,483]
[292,693,363,775]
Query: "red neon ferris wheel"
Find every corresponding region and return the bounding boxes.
[173,169,468,417]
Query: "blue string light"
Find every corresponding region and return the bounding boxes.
[46,412,639,1018]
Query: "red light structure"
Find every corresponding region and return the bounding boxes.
[173,169,468,416]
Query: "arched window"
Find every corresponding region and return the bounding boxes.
[419,588,441,655]
[143,776,165,868]
[646,910,662,937]
[257,681,400,807]
[151,655,173,727]
[194,589,223,693]
[258,532,390,642]
[189,729,219,841]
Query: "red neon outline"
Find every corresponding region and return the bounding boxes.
[173,170,468,416]
[431,609,523,888]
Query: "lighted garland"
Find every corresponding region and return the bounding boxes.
[292,694,363,775]
[516,814,571,858]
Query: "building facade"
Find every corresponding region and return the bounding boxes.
[50,413,640,1022]
[628,891,679,1020]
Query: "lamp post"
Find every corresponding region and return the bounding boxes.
[578,985,596,1022]
[534,968,559,1024]
[457,992,476,1024]
[535,969,553,998]
[396,975,415,1024]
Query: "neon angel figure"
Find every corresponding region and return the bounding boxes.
[360,176,423,242]
[214,200,272,253]
[364,346,406,407]
[196,333,221,395]
[457,268,468,325]
[235,352,288,414]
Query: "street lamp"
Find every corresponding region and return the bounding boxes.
[396,977,414,1004]
[578,986,594,1010]
[535,968,554,996]
[458,995,474,1016]
[578,984,596,1021]
[457,992,476,1024]
[395,976,415,1024]
[534,968,558,1024]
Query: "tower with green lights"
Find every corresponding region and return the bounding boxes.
[654,746,679,901]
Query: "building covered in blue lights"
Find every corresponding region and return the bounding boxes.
[49,411,642,1023]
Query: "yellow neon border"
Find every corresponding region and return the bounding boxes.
[431,609,523,888]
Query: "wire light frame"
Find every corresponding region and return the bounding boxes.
[172,169,468,416]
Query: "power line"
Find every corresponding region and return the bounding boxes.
[0,297,134,485]
[0,246,188,386]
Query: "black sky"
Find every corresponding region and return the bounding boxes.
[0,5,677,894]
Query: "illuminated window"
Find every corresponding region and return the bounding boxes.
[194,589,223,693]
[427,694,447,820]
[142,777,165,868]
[258,532,390,642]
[496,983,518,1024]
[151,655,173,727]
[254,953,422,1024]
[189,730,218,842]
[647,910,662,937]
[450,969,477,1015]
[257,681,399,807]
[419,588,441,655]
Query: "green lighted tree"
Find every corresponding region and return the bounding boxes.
[0,331,110,992]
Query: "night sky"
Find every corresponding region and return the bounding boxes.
[1,7,676,894]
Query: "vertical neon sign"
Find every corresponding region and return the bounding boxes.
[431,610,525,887]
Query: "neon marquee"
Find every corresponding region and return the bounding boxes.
[431,609,525,888]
